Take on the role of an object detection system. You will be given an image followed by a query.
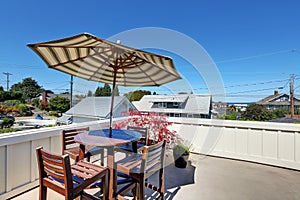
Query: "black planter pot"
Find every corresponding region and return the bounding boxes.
[174,154,189,168]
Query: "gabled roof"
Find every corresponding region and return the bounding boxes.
[133,94,211,114]
[66,96,134,118]
[256,93,300,106]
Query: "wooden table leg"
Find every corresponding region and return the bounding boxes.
[132,141,138,153]
[107,146,115,200]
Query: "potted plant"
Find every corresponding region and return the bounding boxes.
[173,143,190,168]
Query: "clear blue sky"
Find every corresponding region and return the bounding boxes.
[1,0,300,102]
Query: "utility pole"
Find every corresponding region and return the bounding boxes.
[3,72,12,91]
[290,74,294,118]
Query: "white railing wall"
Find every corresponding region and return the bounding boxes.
[0,118,124,200]
[169,117,300,170]
[1,117,300,198]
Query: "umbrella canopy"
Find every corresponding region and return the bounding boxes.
[27,33,181,136]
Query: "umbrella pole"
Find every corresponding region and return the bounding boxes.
[109,69,117,137]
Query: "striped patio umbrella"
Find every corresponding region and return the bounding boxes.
[27,33,181,136]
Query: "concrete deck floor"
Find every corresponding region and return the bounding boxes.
[11,153,300,200]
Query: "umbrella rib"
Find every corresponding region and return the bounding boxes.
[48,55,89,68]
[90,47,116,66]
[138,55,179,77]
[117,52,136,67]
[147,61,179,78]
[128,56,159,86]
[89,47,117,80]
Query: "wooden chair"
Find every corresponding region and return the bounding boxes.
[36,146,109,200]
[116,140,166,200]
[117,126,149,154]
[62,127,104,164]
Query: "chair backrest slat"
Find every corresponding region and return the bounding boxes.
[36,146,109,200]
[42,159,64,174]
[141,140,166,175]
[127,126,149,145]
[62,127,89,151]
[36,147,73,191]
[147,146,163,158]
[44,167,65,181]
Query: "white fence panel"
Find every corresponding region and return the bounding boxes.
[235,128,248,155]
[0,146,6,194]
[262,130,278,159]
[278,132,295,161]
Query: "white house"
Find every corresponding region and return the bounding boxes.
[133,94,212,118]
[65,96,136,123]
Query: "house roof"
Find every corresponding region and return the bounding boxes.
[256,93,300,106]
[150,94,189,103]
[268,117,300,123]
[133,94,211,114]
[66,96,132,118]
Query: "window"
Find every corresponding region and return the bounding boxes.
[158,102,167,108]
[174,113,181,117]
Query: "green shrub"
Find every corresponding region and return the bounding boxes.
[173,143,190,158]
[1,117,14,128]
[15,104,32,116]
[49,111,59,117]
[4,100,21,106]
[0,128,20,134]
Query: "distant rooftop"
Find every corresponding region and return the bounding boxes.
[133,94,212,116]
[66,96,135,119]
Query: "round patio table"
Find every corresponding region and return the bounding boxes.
[74,129,142,200]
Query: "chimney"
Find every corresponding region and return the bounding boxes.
[274,90,278,95]
[42,91,47,102]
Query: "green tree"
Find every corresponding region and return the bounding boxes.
[87,90,93,97]
[11,77,43,101]
[0,91,23,102]
[241,104,274,121]
[95,86,101,96]
[48,96,70,114]
[220,111,237,120]
[124,90,151,101]
[32,98,40,107]
[95,83,112,96]
[101,83,111,96]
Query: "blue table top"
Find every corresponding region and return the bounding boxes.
[89,129,142,142]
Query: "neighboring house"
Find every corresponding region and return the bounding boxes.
[211,101,227,118]
[256,90,300,110]
[65,96,136,123]
[133,94,212,118]
[37,92,82,106]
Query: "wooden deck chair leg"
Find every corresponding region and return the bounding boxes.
[39,185,47,200]
[102,171,109,200]
[101,151,105,166]
[159,168,165,199]
[87,155,91,162]
[132,183,138,200]
[139,175,146,200]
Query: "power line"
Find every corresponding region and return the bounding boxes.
[215,49,295,64]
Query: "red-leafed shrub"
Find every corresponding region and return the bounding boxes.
[115,111,182,147]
